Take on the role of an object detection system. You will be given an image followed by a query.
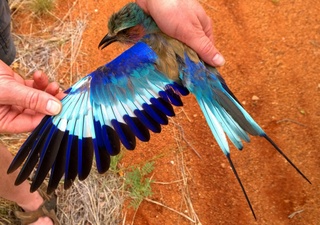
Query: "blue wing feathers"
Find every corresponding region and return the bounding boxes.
[47,131,69,193]
[133,109,162,133]
[170,83,190,96]
[9,40,202,192]
[64,135,78,189]
[10,35,298,195]
[123,114,150,141]
[7,116,50,173]
[149,97,175,117]
[92,128,111,174]
[94,141,111,174]
[142,102,168,125]
[14,118,54,185]
[78,137,94,180]
[124,99,162,132]
[159,89,183,106]
[102,125,121,155]
[78,115,94,180]
[93,103,121,156]
[31,127,65,192]
[111,119,136,150]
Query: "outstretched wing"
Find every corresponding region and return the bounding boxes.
[8,41,189,193]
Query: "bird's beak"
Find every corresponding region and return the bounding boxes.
[98,33,117,49]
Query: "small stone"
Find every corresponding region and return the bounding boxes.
[252,95,260,101]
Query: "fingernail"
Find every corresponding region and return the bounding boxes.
[212,53,225,66]
[46,100,61,115]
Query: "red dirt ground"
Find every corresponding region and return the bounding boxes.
[14,0,320,224]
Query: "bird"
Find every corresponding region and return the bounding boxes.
[8,2,310,218]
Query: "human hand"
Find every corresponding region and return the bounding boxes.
[0,60,63,133]
[136,0,225,67]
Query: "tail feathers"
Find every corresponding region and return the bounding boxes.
[198,85,311,184]
[205,65,242,106]
[263,134,311,184]
[198,92,256,218]
[211,99,251,149]
[203,71,311,183]
[214,89,264,137]
[226,154,256,220]
[198,98,230,155]
[198,95,252,154]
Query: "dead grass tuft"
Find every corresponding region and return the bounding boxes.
[11,2,87,84]
[56,170,125,225]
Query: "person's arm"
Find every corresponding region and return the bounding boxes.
[136,0,225,67]
[0,60,63,133]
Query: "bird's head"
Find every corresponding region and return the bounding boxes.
[99,3,159,49]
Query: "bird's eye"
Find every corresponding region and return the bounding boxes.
[117,29,128,35]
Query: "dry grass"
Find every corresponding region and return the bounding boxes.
[11,2,86,84]
[170,117,202,224]
[56,169,124,225]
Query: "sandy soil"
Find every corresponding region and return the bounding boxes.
[14,0,320,224]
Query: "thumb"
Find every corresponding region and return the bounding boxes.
[11,83,62,115]
[188,35,225,67]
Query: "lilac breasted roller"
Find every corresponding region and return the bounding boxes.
[8,2,310,218]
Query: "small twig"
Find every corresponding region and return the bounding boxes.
[9,0,25,17]
[130,203,141,225]
[276,118,307,127]
[58,0,80,26]
[171,118,202,159]
[145,198,196,223]
[122,211,127,225]
[310,40,320,48]
[153,179,183,185]
[288,209,304,219]
[199,0,218,11]
[176,108,193,122]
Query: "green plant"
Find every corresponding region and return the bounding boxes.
[29,0,55,15]
[124,161,155,209]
